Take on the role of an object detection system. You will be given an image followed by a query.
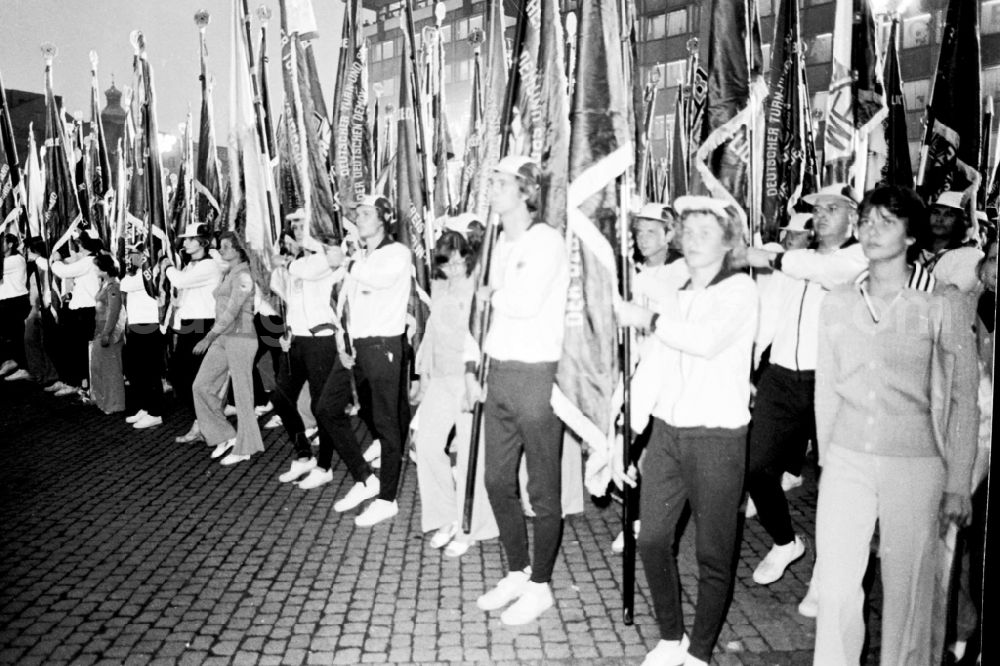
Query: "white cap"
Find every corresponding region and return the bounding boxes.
[632,202,672,223]
[932,190,965,210]
[177,223,210,239]
[492,155,539,184]
[301,235,324,253]
[352,194,390,209]
[673,195,732,218]
[443,212,482,238]
[781,212,813,231]
[802,183,859,208]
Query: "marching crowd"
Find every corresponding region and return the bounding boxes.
[0,154,996,666]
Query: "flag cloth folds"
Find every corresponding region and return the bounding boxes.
[668,81,689,201]
[168,112,194,242]
[25,126,44,239]
[821,0,885,189]
[473,0,509,219]
[551,0,633,496]
[535,0,570,230]
[87,54,114,245]
[458,42,484,213]
[917,0,981,203]
[691,0,766,231]
[760,0,818,242]
[330,0,372,211]
[195,16,224,232]
[866,19,912,190]
[0,69,26,241]
[41,52,83,261]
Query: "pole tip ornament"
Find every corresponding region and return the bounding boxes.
[129,30,145,53]
[41,42,57,63]
[468,27,484,47]
[194,10,211,28]
[435,2,447,25]
[89,50,99,68]
[686,37,698,54]
[565,13,577,38]
[256,6,272,25]
[373,81,384,97]
[648,64,661,88]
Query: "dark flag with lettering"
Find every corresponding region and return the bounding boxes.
[917,0,981,202]
[331,0,372,212]
[42,52,83,261]
[867,19,912,190]
[535,0,570,230]
[195,13,224,232]
[551,0,633,494]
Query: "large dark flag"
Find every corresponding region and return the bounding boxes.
[458,39,484,213]
[534,0,570,230]
[866,19,912,190]
[168,112,194,241]
[691,0,766,230]
[194,11,225,232]
[330,0,373,211]
[668,81,689,201]
[760,0,817,241]
[472,0,509,219]
[551,0,633,495]
[822,0,885,189]
[917,0,982,203]
[0,68,27,241]
[87,52,114,245]
[426,15,455,218]
[41,47,83,261]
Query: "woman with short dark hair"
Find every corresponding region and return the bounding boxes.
[89,252,126,414]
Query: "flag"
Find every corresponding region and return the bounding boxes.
[279,0,338,240]
[168,112,194,241]
[669,81,689,201]
[231,0,280,301]
[691,0,766,231]
[427,19,454,217]
[473,0,510,219]
[459,40,485,213]
[979,97,994,213]
[760,0,818,241]
[551,0,633,495]
[534,0,571,230]
[822,0,886,189]
[194,11,225,232]
[330,0,373,212]
[514,0,542,159]
[917,0,981,203]
[395,25,431,344]
[41,48,83,261]
[87,52,114,244]
[0,68,27,241]
[867,19,912,190]
[25,126,44,238]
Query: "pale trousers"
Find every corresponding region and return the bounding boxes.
[813,445,944,666]
[415,375,498,542]
[193,335,264,457]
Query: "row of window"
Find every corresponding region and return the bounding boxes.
[369,16,485,62]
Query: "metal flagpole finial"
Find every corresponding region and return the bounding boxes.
[129,30,144,53]
[648,64,661,88]
[121,85,133,108]
[89,50,99,68]
[373,81,384,98]
[73,109,84,124]
[41,42,57,63]
[565,13,577,39]
[194,10,211,29]
[434,1,447,25]
[256,5,272,26]
[468,27,484,50]
[686,37,698,55]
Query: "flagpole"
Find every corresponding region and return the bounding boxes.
[619,168,637,625]
[462,0,530,534]
[0,68,28,239]
[637,66,660,204]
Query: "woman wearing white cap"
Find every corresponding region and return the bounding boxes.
[163,223,223,443]
[617,195,757,666]
[120,243,166,429]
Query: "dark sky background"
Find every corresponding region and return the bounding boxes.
[0,0,347,145]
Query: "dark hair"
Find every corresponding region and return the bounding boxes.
[93,251,119,278]
[929,203,969,249]
[517,164,541,212]
[2,233,18,254]
[79,234,105,255]
[315,231,340,247]
[859,186,927,240]
[218,231,250,263]
[25,237,48,258]
[433,230,475,278]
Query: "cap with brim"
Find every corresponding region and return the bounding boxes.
[352,194,388,209]
[178,223,210,239]
[932,191,965,210]
[285,208,307,221]
[632,203,672,223]
[126,242,145,254]
[781,212,813,231]
[301,236,324,253]
[492,155,539,183]
[444,212,482,238]
[802,183,859,208]
[673,195,732,218]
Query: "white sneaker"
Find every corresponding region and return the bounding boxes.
[125,409,148,424]
[477,568,530,611]
[254,401,273,416]
[210,438,236,460]
[298,467,333,490]
[133,414,163,429]
[264,414,283,429]
[500,581,554,626]
[753,536,806,585]
[745,497,758,519]
[334,476,380,512]
[0,360,16,376]
[444,538,472,558]
[683,654,708,666]
[640,635,689,666]
[220,453,251,466]
[44,381,69,393]
[430,522,459,549]
[798,578,819,618]
[781,472,804,492]
[611,520,642,554]
[304,426,319,440]
[223,405,238,417]
[175,421,203,444]
[278,458,316,483]
[4,369,31,382]
[354,499,398,527]
[363,439,381,463]
[54,385,78,397]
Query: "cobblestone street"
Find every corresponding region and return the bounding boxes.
[0,379,868,665]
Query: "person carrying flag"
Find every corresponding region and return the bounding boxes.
[0,234,31,382]
[472,156,570,626]
[121,244,166,430]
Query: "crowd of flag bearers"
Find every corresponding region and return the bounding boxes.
[0,0,997,664]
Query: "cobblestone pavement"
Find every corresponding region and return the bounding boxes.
[0,379,880,665]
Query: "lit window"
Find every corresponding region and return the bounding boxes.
[469,15,482,33]
[983,66,1000,105]
[666,9,687,37]
[806,33,832,65]
[902,14,932,49]
[759,0,774,18]
[440,24,452,42]
[664,59,686,87]
[984,1,1000,35]
[646,15,665,41]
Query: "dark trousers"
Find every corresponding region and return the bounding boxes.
[125,323,165,417]
[170,319,213,411]
[251,314,285,406]
[354,335,408,501]
[272,335,370,481]
[637,420,746,662]
[483,360,564,584]
[58,306,96,387]
[24,310,57,385]
[746,365,815,546]
[0,295,30,367]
